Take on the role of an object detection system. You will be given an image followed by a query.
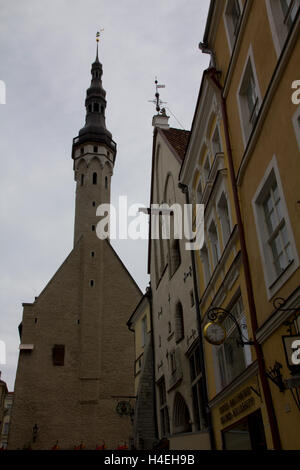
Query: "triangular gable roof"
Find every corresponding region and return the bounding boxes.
[147,126,190,274]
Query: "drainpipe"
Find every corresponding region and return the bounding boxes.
[206,67,281,450]
[179,182,216,451]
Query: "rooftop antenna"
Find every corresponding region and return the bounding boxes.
[148,77,167,114]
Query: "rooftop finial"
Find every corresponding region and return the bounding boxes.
[148,77,167,114]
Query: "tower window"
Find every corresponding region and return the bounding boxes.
[80,174,84,186]
[81,147,84,155]
[90,280,94,287]
[92,225,95,231]
[52,345,65,366]
[92,201,96,207]
[91,251,95,258]
[105,176,108,189]
[101,106,104,114]
[93,146,98,153]
[93,103,99,112]
[88,104,92,113]
[93,172,97,185]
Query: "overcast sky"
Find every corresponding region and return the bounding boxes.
[0,0,210,390]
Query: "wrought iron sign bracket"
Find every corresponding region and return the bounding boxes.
[207,306,255,348]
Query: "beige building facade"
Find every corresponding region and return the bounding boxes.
[181,0,300,450]
[8,49,141,450]
[148,111,212,450]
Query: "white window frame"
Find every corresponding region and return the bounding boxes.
[237,45,262,148]
[252,155,299,299]
[223,0,243,53]
[292,104,300,151]
[265,0,300,58]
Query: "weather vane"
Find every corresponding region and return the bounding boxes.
[96,29,104,55]
[148,77,167,114]
[96,29,104,43]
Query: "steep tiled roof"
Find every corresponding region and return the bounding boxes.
[160,127,190,160]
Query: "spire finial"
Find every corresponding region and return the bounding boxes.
[96,29,104,60]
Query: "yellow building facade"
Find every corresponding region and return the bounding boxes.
[181,0,300,450]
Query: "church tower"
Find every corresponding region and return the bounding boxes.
[8,41,142,450]
[72,44,116,244]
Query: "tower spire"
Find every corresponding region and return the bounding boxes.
[72,30,116,154]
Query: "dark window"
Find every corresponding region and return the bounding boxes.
[81,174,84,186]
[92,225,95,231]
[222,410,267,450]
[175,302,184,343]
[189,345,207,431]
[93,146,98,153]
[158,378,170,437]
[105,176,108,189]
[101,106,104,114]
[88,104,92,112]
[93,172,97,185]
[90,280,94,287]
[92,201,96,207]
[91,251,95,258]
[93,103,99,112]
[52,345,65,366]
[81,147,84,155]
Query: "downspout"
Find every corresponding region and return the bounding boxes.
[179,182,216,451]
[207,67,281,450]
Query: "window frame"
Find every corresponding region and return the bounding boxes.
[215,296,252,390]
[237,45,262,148]
[223,0,243,53]
[252,155,299,299]
[265,0,300,57]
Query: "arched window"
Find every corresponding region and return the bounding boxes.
[92,172,97,185]
[173,393,192,434]
[93,103,99,112]
[175,302,184,343]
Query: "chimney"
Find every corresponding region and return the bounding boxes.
[152,108,170,129]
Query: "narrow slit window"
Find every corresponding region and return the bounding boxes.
[80,174,84,186]
[105,176,108,189]
[93,103,99,112]
[93,172,97,185]
[52,345,65,366]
